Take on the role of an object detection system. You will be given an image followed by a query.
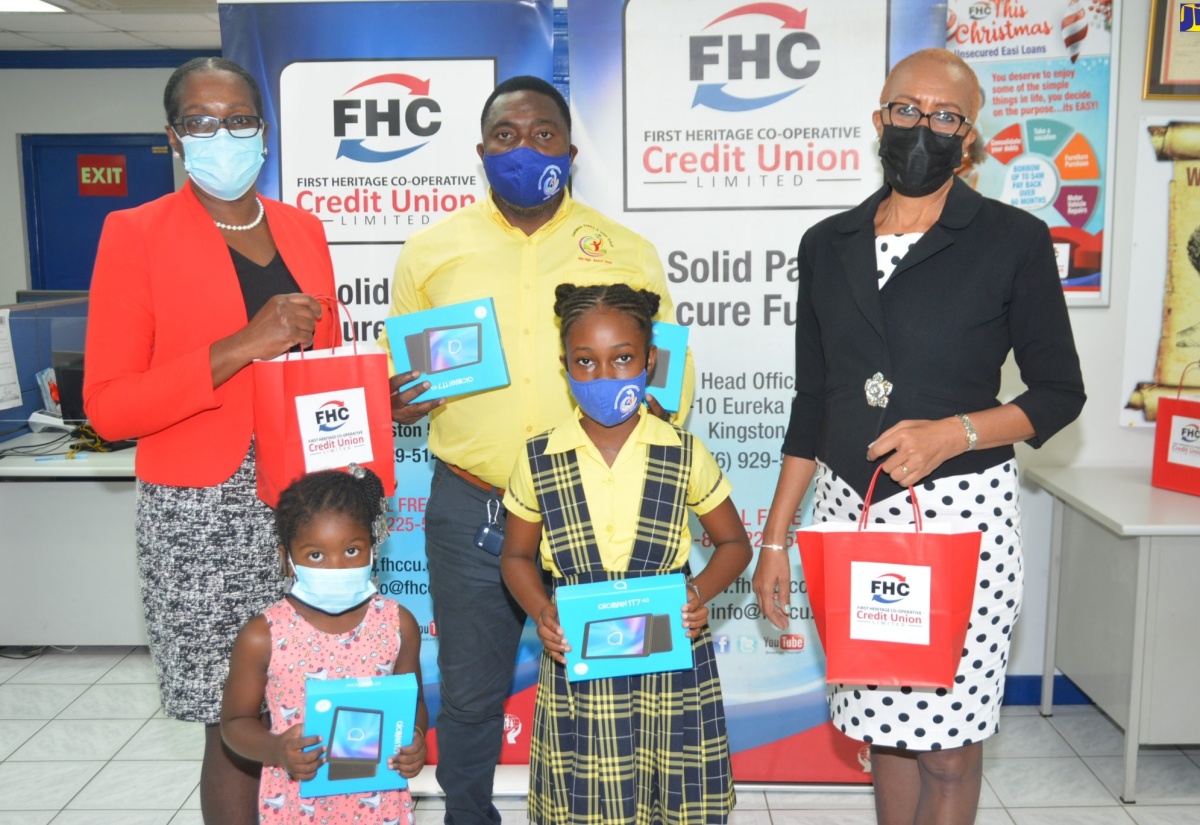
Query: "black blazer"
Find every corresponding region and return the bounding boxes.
[782,178,1086,501]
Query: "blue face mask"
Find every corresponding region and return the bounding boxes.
[482,146,570,209]
[180,131,264,201]
[288,553,377,616]
[568,371,646,428]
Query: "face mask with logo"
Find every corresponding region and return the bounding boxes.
[878,124,964,198]
[288,552,377,616]
[180,131,265,201]
[482,146,570,209]
[568,371,646,428]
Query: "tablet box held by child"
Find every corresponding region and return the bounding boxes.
[647,321,688,413]
[555,573,693,682]
[299,673,418,799]
[384,298,509,402]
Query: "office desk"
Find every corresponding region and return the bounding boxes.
[0,431,146,645]
[1027,466,1200,804]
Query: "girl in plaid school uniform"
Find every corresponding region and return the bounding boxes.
[500,283,752,825]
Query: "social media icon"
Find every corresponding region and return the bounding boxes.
[713,634,730,654]
[738,636,756,653]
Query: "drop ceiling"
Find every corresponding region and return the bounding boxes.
[0,0,220,50]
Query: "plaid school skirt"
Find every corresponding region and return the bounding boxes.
[528,626,735,825]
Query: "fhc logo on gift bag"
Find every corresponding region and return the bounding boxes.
[295,387,375,472]
[1168,415,1200,469]
[848,561,931,646]
[1152,361,1200,496]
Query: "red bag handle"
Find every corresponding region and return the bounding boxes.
[1174,360,1200,400]
[858,464,922,533]
[287,296,356,360]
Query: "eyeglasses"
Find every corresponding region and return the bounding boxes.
[881,103,971,136]
[171,114,264,139]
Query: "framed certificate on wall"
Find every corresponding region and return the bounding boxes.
[1145,0,1200,98]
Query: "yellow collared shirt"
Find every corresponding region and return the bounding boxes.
[503,407,731,575]
[381,190,694,488]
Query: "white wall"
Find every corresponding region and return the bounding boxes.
[0,67,175,305]
[0,0,1195,679]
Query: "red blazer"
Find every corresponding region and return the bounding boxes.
[85,182,340,487]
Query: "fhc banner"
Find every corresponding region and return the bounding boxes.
[568,0,943,784]
[623,1,885,212]
[278,59,494,243]
[946,0,1114,302]
[221,0,554,766]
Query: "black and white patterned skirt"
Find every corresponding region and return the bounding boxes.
[815,458,1023,751]
[135,446,284,724]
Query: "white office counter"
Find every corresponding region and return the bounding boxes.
[0,431,146,645]
[1027,466,1200,804]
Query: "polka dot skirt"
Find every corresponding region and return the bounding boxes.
[875,232,922,288]
[816,458,1023,752]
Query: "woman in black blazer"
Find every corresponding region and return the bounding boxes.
[752,49,1084,825]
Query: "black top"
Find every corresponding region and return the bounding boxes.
[229,245,302,324]
[782,178,1086,501]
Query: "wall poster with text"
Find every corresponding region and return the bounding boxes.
[947,0,1116,305]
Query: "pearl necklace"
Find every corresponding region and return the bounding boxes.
[214,198,265,232]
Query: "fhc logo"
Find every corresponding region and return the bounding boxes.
[333,73,442,162]
[968,2,992,20]
[689,3,820,111]
[315,400,350,432]
[1182,423,1200,444]
[870,573,910,604]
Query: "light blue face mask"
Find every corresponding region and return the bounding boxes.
[288,552,377,616]
[180,130,265,201]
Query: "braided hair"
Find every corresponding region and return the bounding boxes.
[275,466,388,555]
[553,283,661,356]
[163,57,264,124]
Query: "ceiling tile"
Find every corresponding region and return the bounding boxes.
[0,30,60,47]
[66,0,214,8]
[0,12,112,32]
[134,29,218,48]
[80,12,218,31]
[23,29,159,47]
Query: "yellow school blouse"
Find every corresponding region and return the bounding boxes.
[503,407,731,576]
[380,190,694,488]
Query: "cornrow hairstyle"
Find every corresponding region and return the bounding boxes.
[480,75,571,135]
[553,282,660,356]
[275,466,388,555]
[164,57,264,125]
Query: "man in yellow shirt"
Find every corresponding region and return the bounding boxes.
[383,76,691,825]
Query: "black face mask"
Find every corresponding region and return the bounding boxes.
[878,124,965,198]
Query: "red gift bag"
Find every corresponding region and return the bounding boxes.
[253,298,396,507]
[797,466,981,688]
[1152,361,1200,497]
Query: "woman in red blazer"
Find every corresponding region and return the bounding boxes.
[84,57,339,825]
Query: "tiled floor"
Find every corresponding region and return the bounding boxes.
[3,647,1200,824]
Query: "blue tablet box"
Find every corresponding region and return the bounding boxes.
[648,321,688,413]
[384,298,509,402]
[555,573,693,682]
[299,673,418,799]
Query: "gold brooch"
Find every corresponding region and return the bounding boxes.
[864,372,893,408]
